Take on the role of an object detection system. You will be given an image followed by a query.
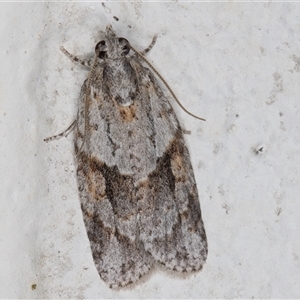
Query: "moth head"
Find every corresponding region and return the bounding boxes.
[95,37,130,59]
[95,24,130,59]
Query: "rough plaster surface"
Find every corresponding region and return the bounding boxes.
[0,2,300,298]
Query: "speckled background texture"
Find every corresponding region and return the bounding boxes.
[1,2,299,298]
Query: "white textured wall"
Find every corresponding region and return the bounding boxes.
[1,2,300,298]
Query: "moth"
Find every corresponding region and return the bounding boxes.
[46,24,207,288]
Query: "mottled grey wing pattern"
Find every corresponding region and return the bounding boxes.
[76,78,155,288]
[76,152,155,287]
[74,25,207,288]
[132,66,208,273]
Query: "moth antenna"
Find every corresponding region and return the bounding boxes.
[129,44,206,121]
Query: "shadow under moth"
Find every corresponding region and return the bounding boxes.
[45,24,207,288]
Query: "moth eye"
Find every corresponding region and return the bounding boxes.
[95,40,107,59]
[99,51,107,59]
[118,38,130,55]
[95,40,106,50]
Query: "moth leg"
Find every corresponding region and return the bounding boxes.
[140,35,157,55]
[44,120,76,142]
[60,47,93,68]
